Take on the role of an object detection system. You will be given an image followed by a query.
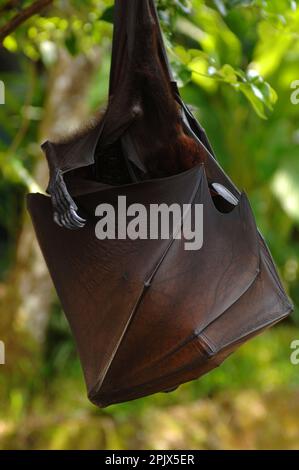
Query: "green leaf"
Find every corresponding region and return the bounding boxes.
[212,0,227,16]
[173,45,192,65]
[272,158,299,224]
[237,83,268,119]
[65,32,78,56]
[173,0,192,14]
[258,81,278,110]
[100,6,115,24]
[171,60,192,87]
[218,64,238,84]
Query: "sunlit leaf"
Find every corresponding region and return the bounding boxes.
[272,159,299,224]
[3,36,18,52]
[218,64,238,84]
[237,82,267,119]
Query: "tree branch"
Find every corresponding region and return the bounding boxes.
[0,0,53,45]
[0,0,21,14]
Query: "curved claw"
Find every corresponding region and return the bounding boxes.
[69,207,86,225]
[61,212,79,230]
[62,212,76,230]
[211,183,238,206]
[53,211,63,228]
[66,209,85,229]
[63,212,78,230]
[54,207,85,230]
[60,212,71,230]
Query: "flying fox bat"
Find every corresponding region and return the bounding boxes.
[27,0,292,407]
[41,0,217,230]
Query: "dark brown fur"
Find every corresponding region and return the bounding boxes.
[46,3,207,183]
[126,5,207,179]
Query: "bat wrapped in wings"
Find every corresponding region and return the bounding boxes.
[27,0,293,407]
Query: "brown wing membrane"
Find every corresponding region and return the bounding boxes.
[28,167,204,390]
[27,165,292,406]
[27,0,293,407]
[95,239,291,407]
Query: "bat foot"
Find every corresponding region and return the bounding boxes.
[53,207,86,230]
[49,170,86,230]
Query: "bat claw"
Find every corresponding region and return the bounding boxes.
[69,207,86,225]
[60,212,72,230]
[53,212,63,227]
[67,208,86,229]
[53,208,86,230]
[64,212,77,230]
[58,209,84,230]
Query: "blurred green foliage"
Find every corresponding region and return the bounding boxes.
[1,324,298,449]
[0,0,299,450]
